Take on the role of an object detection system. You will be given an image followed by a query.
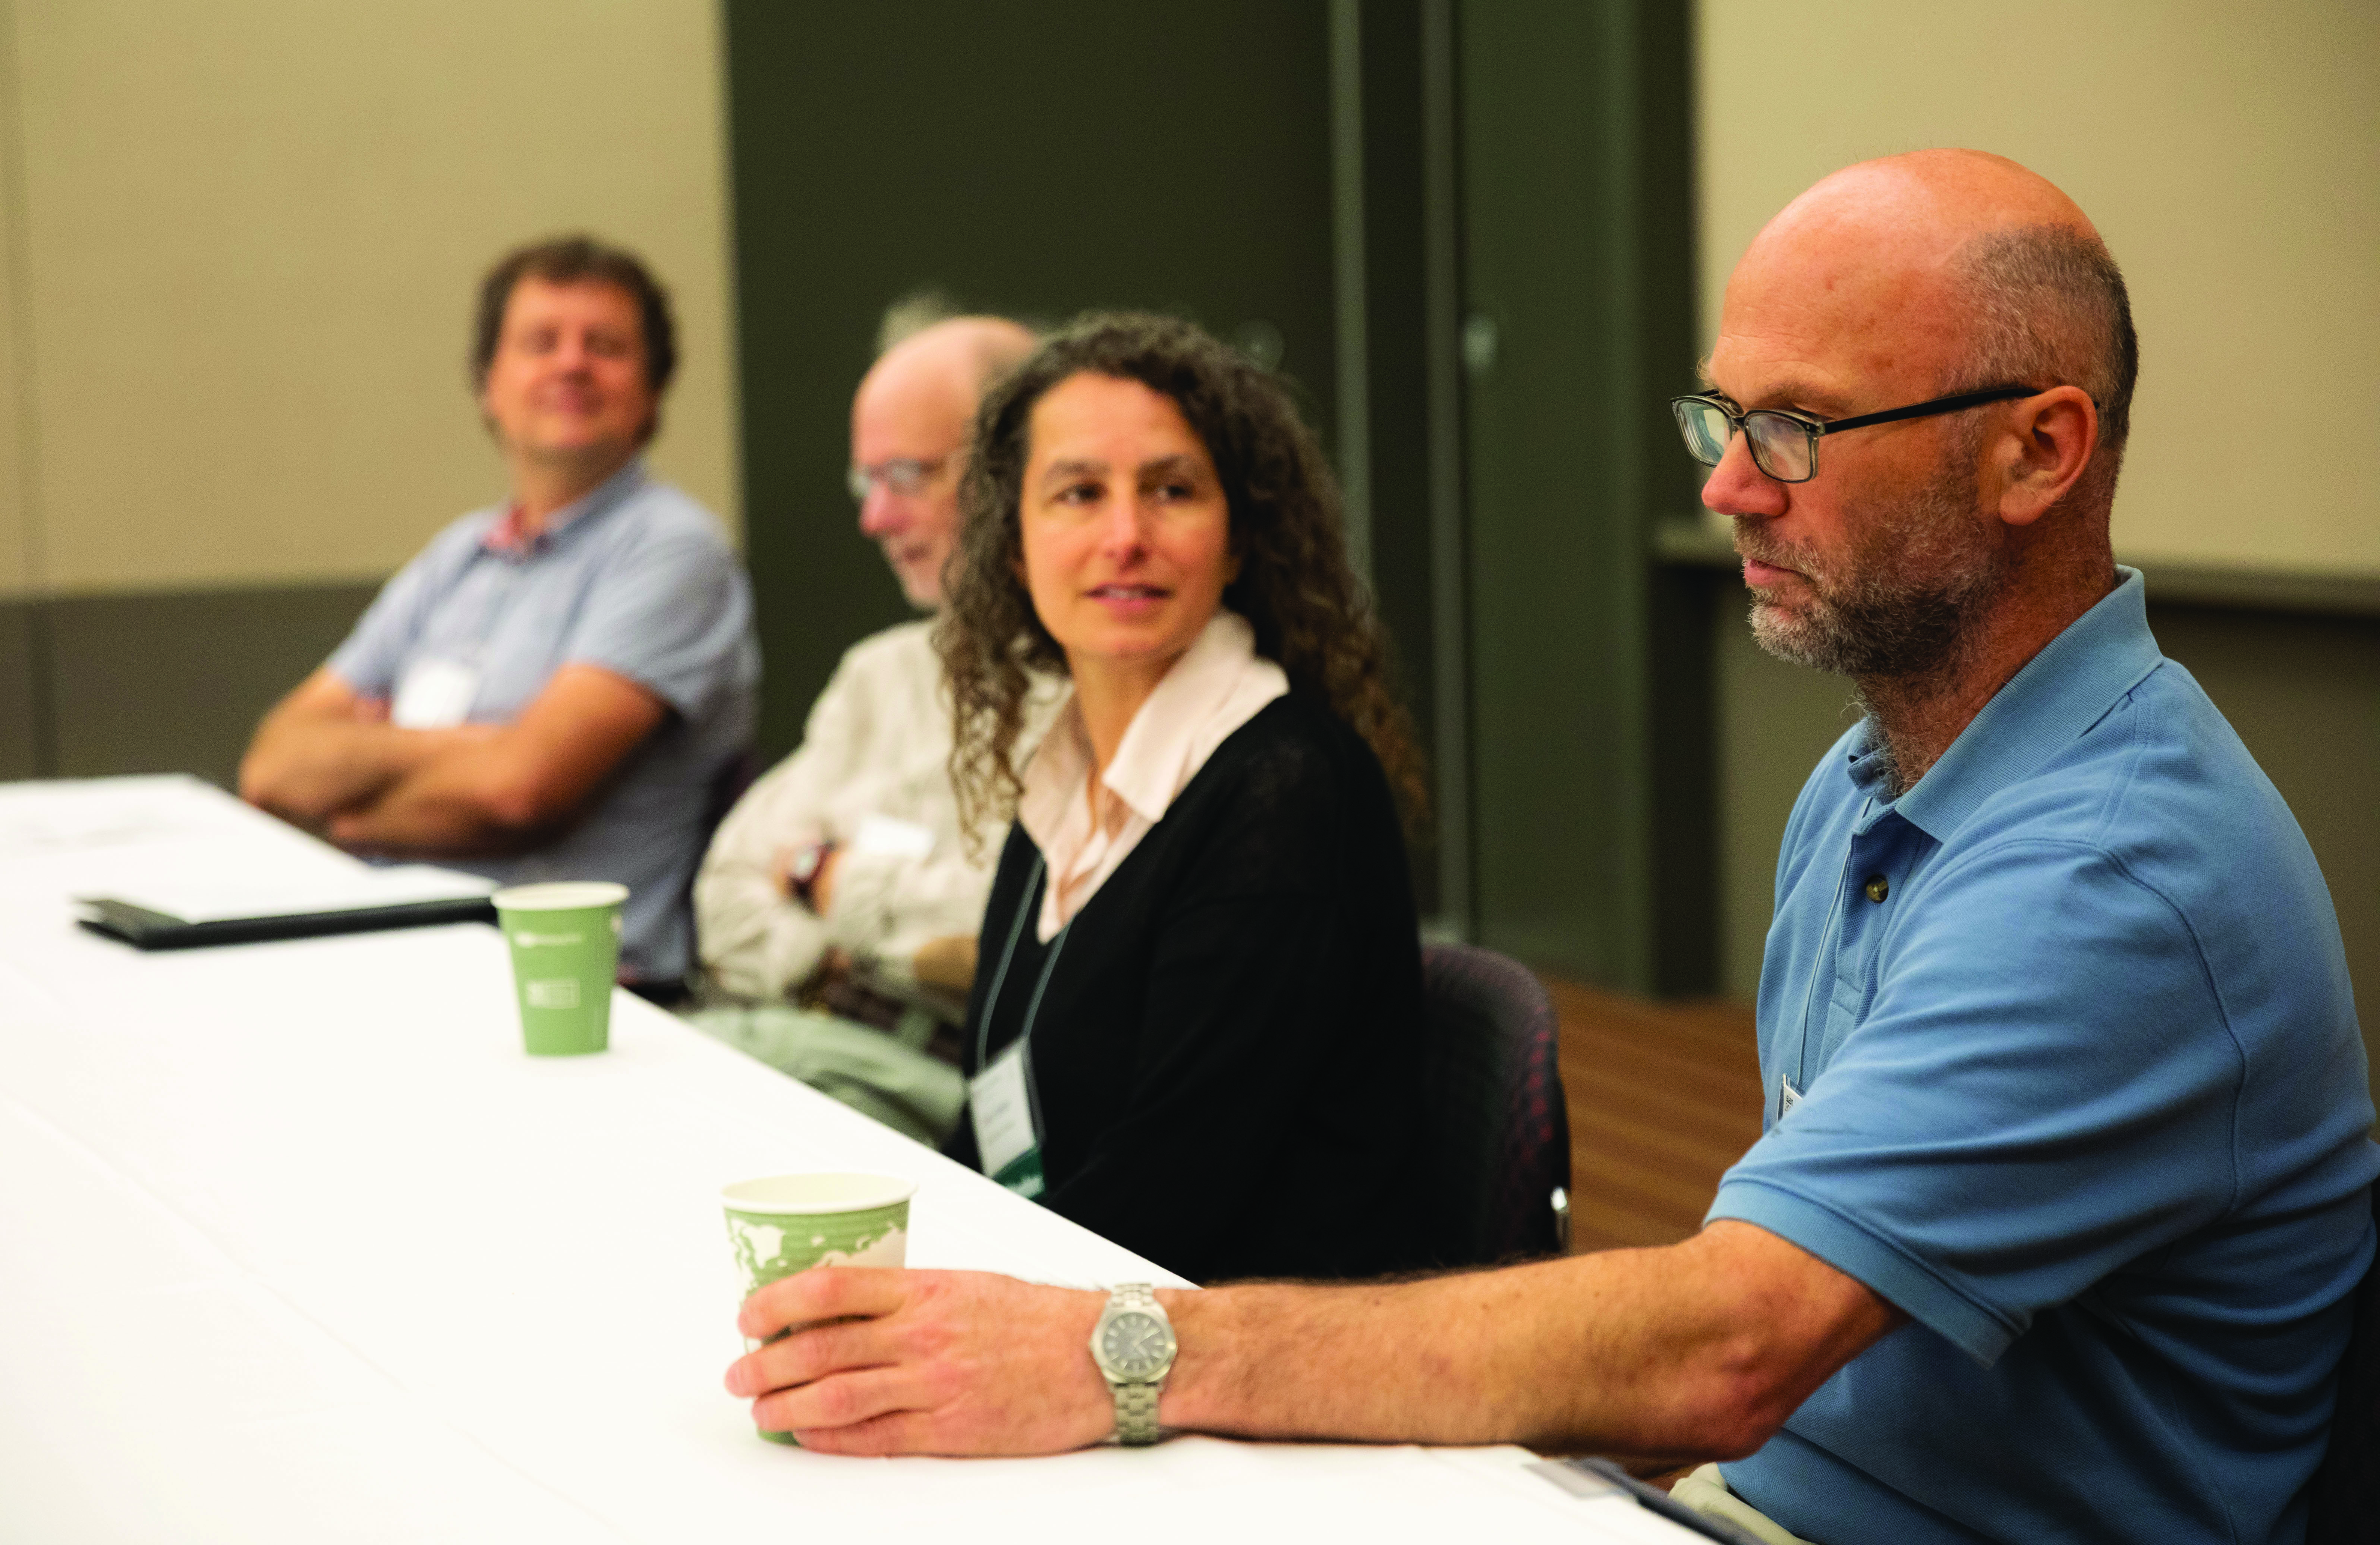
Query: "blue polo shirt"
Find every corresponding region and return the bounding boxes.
[1711,569,2377,1545]
[326,461,758,982]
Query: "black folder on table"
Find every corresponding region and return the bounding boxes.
[75,869,497,950]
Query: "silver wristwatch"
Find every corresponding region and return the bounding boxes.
[1089,1283,1177,1445]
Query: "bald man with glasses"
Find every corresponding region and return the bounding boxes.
[690,309,1042,1143]
[714,154,2376,1545]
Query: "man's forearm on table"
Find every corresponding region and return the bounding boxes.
[1156,1226,1898,1459]
[326,742,565,856]
[241,717,472,825]
[1155,1267,1606,1449]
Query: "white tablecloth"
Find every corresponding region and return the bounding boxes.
[0,777,1690,1542]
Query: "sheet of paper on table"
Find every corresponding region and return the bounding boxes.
[80,862,495,925]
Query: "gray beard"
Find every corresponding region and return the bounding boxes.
[1845,687,1907,796]
[1740,463,2007,682]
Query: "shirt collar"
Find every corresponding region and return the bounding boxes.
[1016,609,1283,841]
[480,458,646,557]
[1098,610,1275,823]
[1873,566,2163,841]
[1016,709,1095,858]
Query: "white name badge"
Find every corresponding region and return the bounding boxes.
[1779,1075,1804,1120]
[969,1039,1045,1198]
[391,658,480,729]
[850,813,935,860]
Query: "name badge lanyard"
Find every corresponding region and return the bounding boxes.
[969,856,1071,1199]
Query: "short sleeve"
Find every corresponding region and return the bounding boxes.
[1710,838,2243,1366]
[323,526,473,696]
[561,522,754,719]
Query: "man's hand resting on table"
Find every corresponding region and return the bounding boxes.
[722,1223,1902,1461]
[725,1269,1115,1453]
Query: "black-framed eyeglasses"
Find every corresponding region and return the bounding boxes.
[1670,384,2046,484]
[846,457,948,503]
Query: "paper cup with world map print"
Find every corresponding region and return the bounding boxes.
[493,881,628,1055]
[722,1172,917,1444]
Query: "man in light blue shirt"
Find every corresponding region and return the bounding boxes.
[242,237,756,986]
[1701,562,2374,1541]
[1660,149,2375,1543]
[706,150,2374,1545]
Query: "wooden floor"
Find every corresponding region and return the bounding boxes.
[1546,978,1767,1255]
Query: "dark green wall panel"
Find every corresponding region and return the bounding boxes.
[0,603,41,781]
[724,0,1338,762]
[44,584,379,789]
[1454,0,1702,989]
[1353,0,1444,909]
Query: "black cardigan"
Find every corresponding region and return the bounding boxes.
[942,691,1429,1284]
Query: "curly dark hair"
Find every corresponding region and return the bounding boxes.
[935,311,1424,846]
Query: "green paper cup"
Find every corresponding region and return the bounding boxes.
[723,1172,917,1443]
[493,881,628,1056]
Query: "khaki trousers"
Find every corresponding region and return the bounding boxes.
[685,1003,966,1146]
[1670,1464,1816,1545]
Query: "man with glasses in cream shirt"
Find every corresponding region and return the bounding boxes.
[691,306,1041,1143]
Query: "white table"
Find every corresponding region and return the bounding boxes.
[0,777,1692,1542]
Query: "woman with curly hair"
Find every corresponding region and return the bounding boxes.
[934,312,1431,1283]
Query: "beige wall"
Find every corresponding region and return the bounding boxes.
[0,0,737,599]
[0,35,28,598]
[1696,0,2380,579]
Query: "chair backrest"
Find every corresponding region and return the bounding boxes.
[666,744,763,993]
[702,745,764,844]
[2307,1183,2380,1545]
[1416,941,1572,1267]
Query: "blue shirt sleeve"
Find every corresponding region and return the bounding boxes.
[1710,837,2244,1366]
[559,516,754,721]
[322,520,480,697]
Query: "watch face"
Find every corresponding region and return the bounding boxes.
[1099,1310,1173,1379]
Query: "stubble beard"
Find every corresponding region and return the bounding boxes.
[1738,456,2007,684]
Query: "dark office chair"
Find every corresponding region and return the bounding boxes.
[2307,1184,2380,1545]
[701,745,764,841]
[636,745,765,1006]
[1416,941,1573,1266]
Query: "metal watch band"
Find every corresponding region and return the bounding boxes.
[1114,1379,1162,1445]
[1108,1283,1165,1447]
[789,841,834,906]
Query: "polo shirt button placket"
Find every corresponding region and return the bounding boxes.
[1797,845,1863,1093]
[1814,826,1897,1074]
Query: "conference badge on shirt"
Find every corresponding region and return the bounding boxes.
[969,1038,1045,1199]
[391,658,479,729]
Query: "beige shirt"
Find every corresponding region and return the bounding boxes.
[695,620,1053,1000]
[1017,610,1289,943]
